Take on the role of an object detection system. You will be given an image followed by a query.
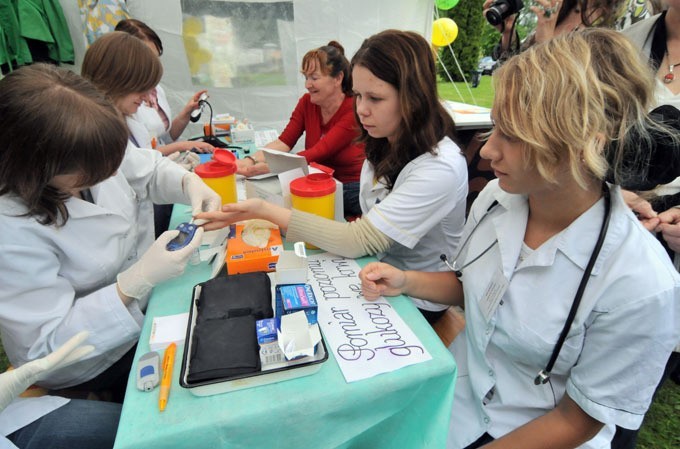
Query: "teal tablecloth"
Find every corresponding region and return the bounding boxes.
[113,201,457,449]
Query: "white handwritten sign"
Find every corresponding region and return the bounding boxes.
[307,253,431,382]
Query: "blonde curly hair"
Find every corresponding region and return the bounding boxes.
[491,28,657,190]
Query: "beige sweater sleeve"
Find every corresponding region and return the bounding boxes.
[285,209,393,259]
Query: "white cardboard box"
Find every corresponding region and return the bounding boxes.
[275,242,308,285]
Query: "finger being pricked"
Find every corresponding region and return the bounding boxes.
[193,210,232,231]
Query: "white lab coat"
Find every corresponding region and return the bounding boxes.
[447,180,680,449]
[0,146,188,389]
[128,84,174,148]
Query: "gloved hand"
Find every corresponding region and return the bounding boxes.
[117,227,204,300]
[182,173,221,218]
[167,151,200,171]
[0,331,94,410]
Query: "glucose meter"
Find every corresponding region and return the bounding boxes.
[136,351,160,392]
[166,222,198,251]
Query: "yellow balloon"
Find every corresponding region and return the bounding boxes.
[431,18,459,47]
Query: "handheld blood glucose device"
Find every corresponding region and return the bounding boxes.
[166,222,198,251]
[136,351,160,391]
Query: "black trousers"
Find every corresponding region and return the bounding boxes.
[418,307,447,325]
[464,433,495,449]
[50,345,136,403]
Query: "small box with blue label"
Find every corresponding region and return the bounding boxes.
[276,284,318,325]
[256,318,278,344]
[256,318,286,369]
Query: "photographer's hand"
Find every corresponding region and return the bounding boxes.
[483,0,518,34]
[533,0,561,44]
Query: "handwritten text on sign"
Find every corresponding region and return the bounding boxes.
[306,253,431,383]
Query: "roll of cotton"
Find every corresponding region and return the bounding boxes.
[241,219,279,248]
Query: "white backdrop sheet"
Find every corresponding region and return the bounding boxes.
[58,0,434,139]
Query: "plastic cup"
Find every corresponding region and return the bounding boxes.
[194,160,237,205]
[290,173,336,249]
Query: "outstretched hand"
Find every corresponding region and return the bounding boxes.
[195,198,265,231]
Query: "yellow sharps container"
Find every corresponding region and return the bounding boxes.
[290,173,336,249]
[194,159,237,205]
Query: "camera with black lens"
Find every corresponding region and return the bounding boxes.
[485,0,524,26]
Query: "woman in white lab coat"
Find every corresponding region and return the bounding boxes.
[114,18,214,156]
[0,64,217,401]
[81,31,221,242]
[359,29,680,449]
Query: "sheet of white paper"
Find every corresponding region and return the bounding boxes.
[208,242,228,278]
[306,253,432,383]
[254,129,280,147]
[246,149,306,180]
[236,176,248,201]
[277,167,306,209]
[201,226,231,248]
[149,312,190,351]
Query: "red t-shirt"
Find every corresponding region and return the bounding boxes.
[278,94,365,183]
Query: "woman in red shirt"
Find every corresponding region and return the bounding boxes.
[237,41,365,216]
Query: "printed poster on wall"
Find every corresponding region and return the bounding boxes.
[306,253,431,383]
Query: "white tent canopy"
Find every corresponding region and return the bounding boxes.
[58,0,434,139]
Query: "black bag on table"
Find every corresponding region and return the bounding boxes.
[187,272,273,383]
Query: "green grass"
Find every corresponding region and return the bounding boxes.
[0,347,7,372]
[636,379,680,449]
[438,75,495,108]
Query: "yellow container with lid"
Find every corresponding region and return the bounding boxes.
[290,173,336,249]
[194,157,237,205]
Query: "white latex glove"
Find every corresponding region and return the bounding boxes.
[182,173,221,217]
[0,331,94,410]
[167,151,200,171]
[117,227,204,300]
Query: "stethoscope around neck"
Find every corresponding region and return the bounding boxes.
[441,184,612,386]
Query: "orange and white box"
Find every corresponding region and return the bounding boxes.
[226,225,283,274]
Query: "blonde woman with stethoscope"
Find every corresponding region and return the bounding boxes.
[360,29,680,449]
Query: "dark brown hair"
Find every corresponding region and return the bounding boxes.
[351,30,456,189]
[115,18,164,56]
[81,31,162,102]
[301,41,352,94]
[0,64,128,226]
[556,0,627,28]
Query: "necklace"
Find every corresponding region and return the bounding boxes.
[664,50,680,84]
